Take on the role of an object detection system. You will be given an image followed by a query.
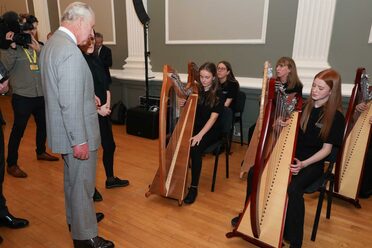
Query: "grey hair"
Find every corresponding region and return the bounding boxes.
[61,2,94,23]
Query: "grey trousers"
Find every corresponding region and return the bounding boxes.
[63,151,98,240]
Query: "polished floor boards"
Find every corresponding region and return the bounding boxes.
[0,95,370,247]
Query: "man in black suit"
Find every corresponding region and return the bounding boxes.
[94,32,112,84]
[0,73,29,244]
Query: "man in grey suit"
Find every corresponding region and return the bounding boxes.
[39,2,114,248]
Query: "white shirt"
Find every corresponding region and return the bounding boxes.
[58,26,77,45]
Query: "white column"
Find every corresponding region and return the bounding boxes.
[292,0,337,86]
[120,0,153,79]
[32,0,51,43]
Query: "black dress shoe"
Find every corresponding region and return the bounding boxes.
[105,177,129,189]
[93,188,103,202]
[37,152,59,161]
[0,214,29,229]
[96,212,104,223]
[73,236,114,248]
[231,215,240,228]
[184,186,198,204]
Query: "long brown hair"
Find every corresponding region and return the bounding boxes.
[300,68,343,140]
[217,60,239,84]
[198,62,219,108]
[275,57,302,91]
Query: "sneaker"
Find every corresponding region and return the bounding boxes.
[105,177,129,189]
[93,188,103,202]
[233,126,241,137]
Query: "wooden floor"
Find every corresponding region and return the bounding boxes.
[0,95,371,248]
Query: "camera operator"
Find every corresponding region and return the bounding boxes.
[0,14,59,179]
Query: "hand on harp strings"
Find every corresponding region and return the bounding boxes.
[273,116,290,128]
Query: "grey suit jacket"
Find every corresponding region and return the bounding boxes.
[40,30,100,154]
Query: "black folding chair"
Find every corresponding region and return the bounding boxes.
[203,107,233,192]
[231,91,246,146]
[304,147,338,241]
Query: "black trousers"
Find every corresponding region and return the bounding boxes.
[7,94,47,166]
[98,115,116,178]
[284,163,323,247]
[189,127,220,187]
[0,118,9,216]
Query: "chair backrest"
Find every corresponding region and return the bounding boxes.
[233,91,246,113]
[219,107,233,134]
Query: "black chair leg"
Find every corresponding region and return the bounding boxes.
[326,178,334,219]
[211,152,220,192]
[311,188,325,241]
[225,144,229,179]
[239,118,243,146]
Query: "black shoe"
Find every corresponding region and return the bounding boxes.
[96,212,104,223]
[184,186,198,204]
[36,152,59,161]
[93,188,103,202]
[73,236,114,248]
[231,215,240,227]
[105,177,129,189]
[0,235,3,244]
[0,214,29,229]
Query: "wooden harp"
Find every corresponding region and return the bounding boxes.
[227,76,302,248]
[240,61,273,178]
[146,63,198,205]
[334,67,372,208]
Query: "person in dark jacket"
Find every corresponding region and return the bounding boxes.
[79,34,129,202]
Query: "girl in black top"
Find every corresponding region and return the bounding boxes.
[245,57,303,200]
[79,35,129,201]
[285,69,345,248]
[275,57,303,95]
[231,57,303,226]
[183,62,224,204]
[217,61,239,110]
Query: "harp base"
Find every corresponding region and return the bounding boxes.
[145,187,183,206]
[332,192,361,208]
[226,230,276,248]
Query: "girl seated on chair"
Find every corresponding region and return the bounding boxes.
[236,56,303,208]
[285,68,345,247]
[216,61,240,109]
[182,62,224,204]
[232,68,345,248]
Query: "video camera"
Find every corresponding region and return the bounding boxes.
[0,11,32,49]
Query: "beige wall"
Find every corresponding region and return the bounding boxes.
[57,0,116,44]
[0,0,29,15]
[47,0,128,69]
